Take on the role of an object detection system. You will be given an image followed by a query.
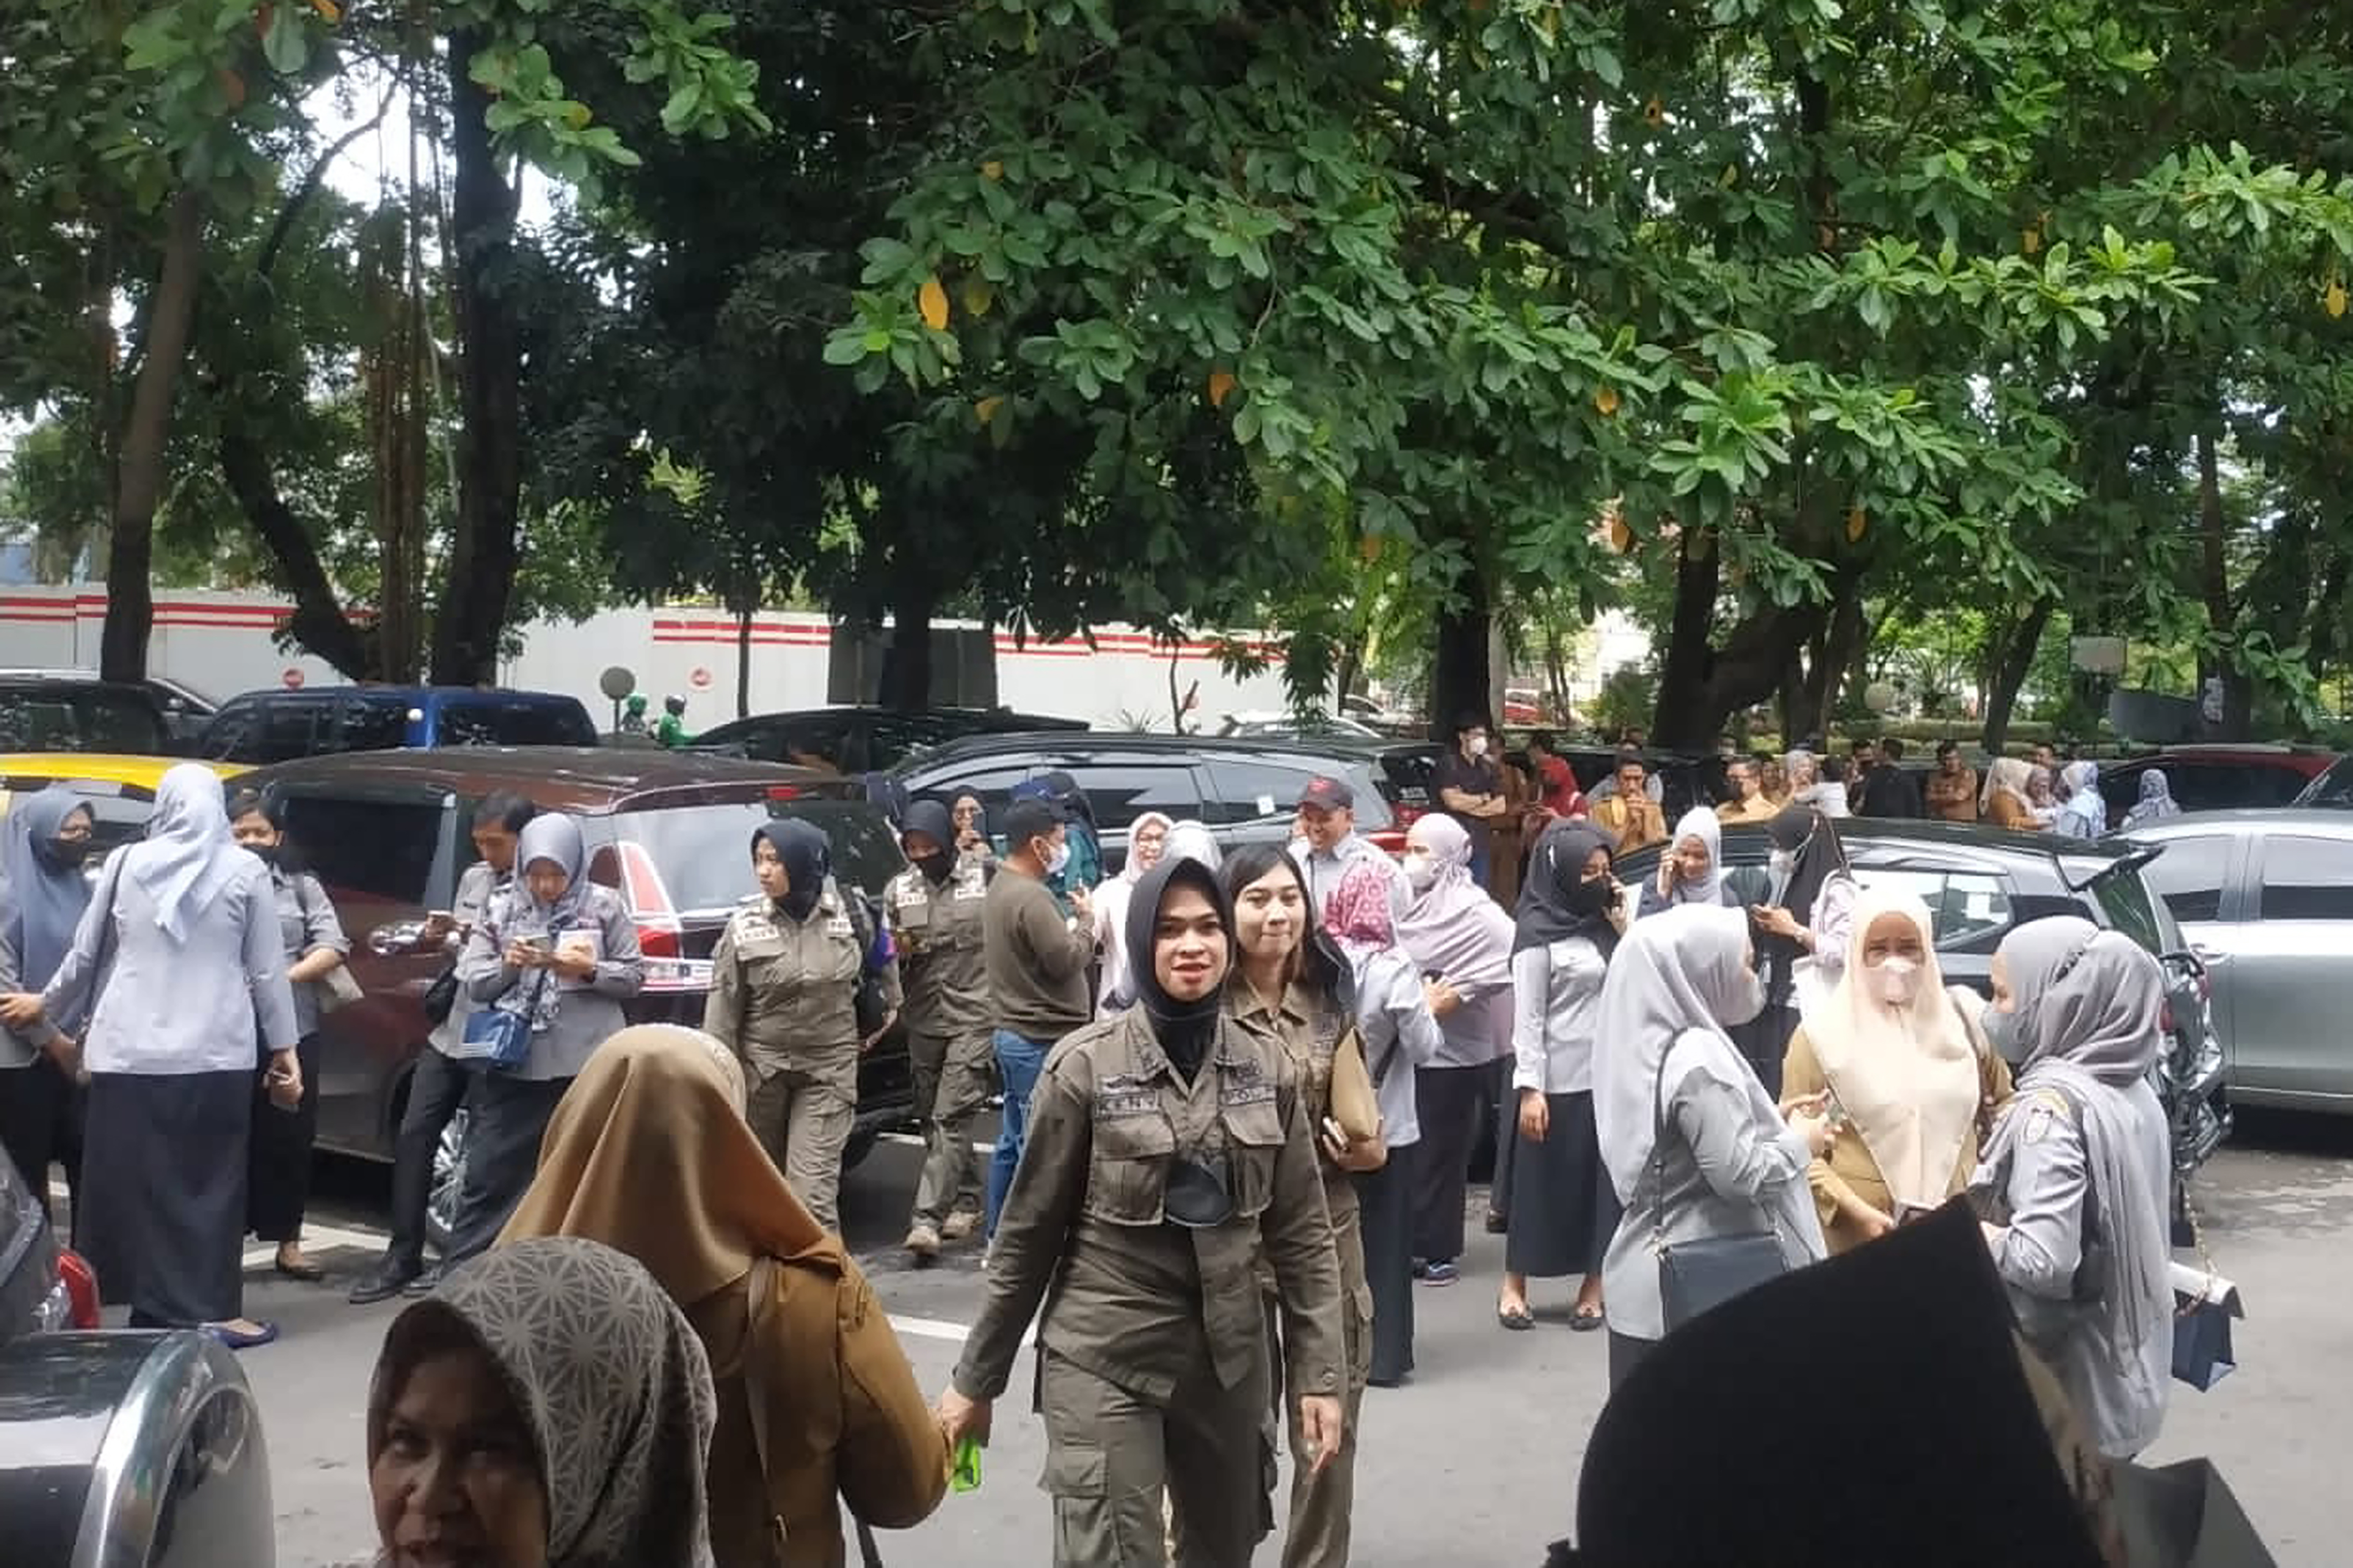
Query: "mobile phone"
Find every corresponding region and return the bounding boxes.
[951,1435,983,1493]
[518,932,551,952]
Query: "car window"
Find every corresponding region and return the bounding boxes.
[0,778,160,861]
[2298,757,2353,807]
[436,697,598,749]
[197,701,258,761]
[340,694,412,752]
[279,795,445,905]
[1053,763,1202,834]
[2257,836,2353,921]
[608,798,906,915]
[0,686,166,754]
[1851,867,2012,950]
[234,697,335,763]
[2136,834,2233,923]
[2088,865,2169,953]
[1200,758,1393,831]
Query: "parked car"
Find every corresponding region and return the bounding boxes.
[196,685,599,764]
[0,669,215,749]
[0,755,248,863]
[0,1156,275,1565]
[2121,810,2353,1116]
[0,674,175,756]
[2294,752,2353,807]
[2098,744,2339,819]
[1215,711,1385,741]
[1617,820,2230,1214]
[694,705,1088,773]
[228,748,918,1244]
[889,731,1425,868]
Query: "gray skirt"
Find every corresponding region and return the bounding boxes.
[81,1069,252,1326]
[1504,1090,1619,1280]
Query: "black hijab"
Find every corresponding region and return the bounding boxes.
[1766,804,1844,927]
[752,819,830,922]
[1040,770,1098,832]
[1126,856,1236,1080]
[1515,821,1619,957]
[900,800,957,885]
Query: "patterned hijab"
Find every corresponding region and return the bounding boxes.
[370,1237,717,1567]
[1322,859,1398,958]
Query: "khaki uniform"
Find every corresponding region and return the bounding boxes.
[1592,794,1668,854]
[1232,983,1373,1568]
[953,1009,1345,1567]
[704,881,900,1233]
[885,852,994,1230]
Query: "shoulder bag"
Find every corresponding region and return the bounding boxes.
[455,971,542,1071]
[292,875,364,1012]
[1653,1041,1790,1332]
[743,1257,886,1568]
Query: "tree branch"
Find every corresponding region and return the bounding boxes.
[258,84,397,278]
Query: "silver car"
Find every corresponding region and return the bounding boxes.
[2123,810,2353,1112]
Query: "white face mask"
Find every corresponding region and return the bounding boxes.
[1467,735,1489,759]
[1403,853,1438,892]
[1872,954,1921,1008]
[1044,839,1072,877]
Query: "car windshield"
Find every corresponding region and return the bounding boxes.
[436,698,598,748]
[0,687,165,754]
[2298,756,2353,807]
[611,797,904,914]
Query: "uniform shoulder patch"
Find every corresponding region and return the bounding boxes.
[2020,1087,2075,1145]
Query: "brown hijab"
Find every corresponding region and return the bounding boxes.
[499,1023,830,1305]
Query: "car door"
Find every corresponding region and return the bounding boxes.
[1064,758,1209,872]
[273,783,465,1157]
[2131,830,2246,1068]
[2238,832,2353,1107]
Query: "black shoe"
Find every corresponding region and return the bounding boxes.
[347,1259,422,1306]
[402,1263,447,1298]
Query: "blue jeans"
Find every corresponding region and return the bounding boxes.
[985,1030,1051,1239]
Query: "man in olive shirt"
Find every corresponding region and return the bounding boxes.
[982,799,1095,1241]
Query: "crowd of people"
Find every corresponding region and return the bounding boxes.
[0,736,2198,1565]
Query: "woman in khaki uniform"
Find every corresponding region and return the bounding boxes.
[704,820,900,1234]
[884,800,994,1257]
[500,1023,948,1566]
[1780,887,2011,1255]
[1222,845,1380,1568]
[936,858,1347,1567]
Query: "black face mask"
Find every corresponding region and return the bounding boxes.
[44,837,90,869]
[912,849,954,886]
[1568,874,1614,914]
[245,842,282,868]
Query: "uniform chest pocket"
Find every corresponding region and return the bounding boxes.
[1085,1113,1176,1226]
[278,908,309,959]
[1220,1095,1288,1219]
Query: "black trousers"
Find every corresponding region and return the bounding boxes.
[1355,1155,1415,1385]
[247,1033,321,1244]
[1410,1063,1489,1265]
[0,1056,82,1231]
[385,1047,472,1272]
[441,1067,567,1268]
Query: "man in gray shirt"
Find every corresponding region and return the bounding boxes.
[981,799,1095,1242]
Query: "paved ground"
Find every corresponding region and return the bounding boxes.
[211,1111,2353,1566]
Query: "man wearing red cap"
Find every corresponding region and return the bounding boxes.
[1293,776,1403,919]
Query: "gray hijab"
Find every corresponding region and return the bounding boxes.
[1,786,93,988]
[371,1237,716,1567]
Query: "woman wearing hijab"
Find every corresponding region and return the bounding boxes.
[1222,845,1377,1568]
[366,1236,717,1567]
[1,764,300,1345]
[950,793,995,862]
[1743,805,1860,1074]
[0,786,95,1221]
[453,814,644,1268]
[227,788,353,1283]
[1163,817,1223,871]
[1781,888,2011,1256]
[1391,814,1515,1290]
[1590,905,1835,1387]
[1982,757,2047,831]
[2053,761,2108,838]
[1972,918,2173,1460]
[1093,809,1173,1011]
[1498,823,1627,1333]
[884,802,994,1260]
[501,1026,948,1564]
[1324,860,1446,1386]
[705,819,899,1237]
[2122,769,2182,830]
[936,859,1346,1566]
[1636,808,1738,919]
[2027,763,2063,826]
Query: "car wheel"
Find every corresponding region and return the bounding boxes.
[842,1128,878,1173]
[426,1109,470,1255]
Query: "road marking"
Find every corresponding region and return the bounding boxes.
[881,1131,996,1156]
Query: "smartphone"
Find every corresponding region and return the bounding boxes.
[518,932,551,953]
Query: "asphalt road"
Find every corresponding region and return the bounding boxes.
[223,1112,2353,1567]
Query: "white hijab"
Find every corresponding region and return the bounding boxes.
[1806,887,1982,1211]
[123,764,245,941]
[1660,807,1727,905]
[1094,812,1174,1010]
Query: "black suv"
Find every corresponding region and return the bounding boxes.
[1617,819,2230,1221]
[890,730,1426,867]
[0,674,174,755]
[695,705,1089,772]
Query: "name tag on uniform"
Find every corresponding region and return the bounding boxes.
[733,911,785,956]
[953,866,987,901]
[826,912,855,941]
[1095,1074,1159,1121]
[1218,1057,1277,1109]
[896,893,933,932]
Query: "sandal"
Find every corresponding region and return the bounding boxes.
[1497,1303,1536,1332]
[275,1248,325,1283]
[206,1319,281,1350]
[1571,1305,1606,1333]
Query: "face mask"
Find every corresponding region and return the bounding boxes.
[47,837,89,868]
[1403,854,1438,893]
[1768,849,1794,879]
[1044,840,1072,878]
[1983,1005,2030,1065]
[1720,966,1767,1027]
[911,849,953,885]
[1467,736,1489,759]
[1568,874,1615,915]
[245,842,282,868]
[1873,954,1921,1008]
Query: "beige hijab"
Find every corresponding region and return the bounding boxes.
[1806,887,1981,1211]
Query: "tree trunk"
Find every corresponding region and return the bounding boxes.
[1429,554,1494,740]
[1649,532,1722,749]
[735,605,754,720]
[429,31,525,687]
[1980,600,2055,753]
[880,574,936,710]
[2195,428,2252,739]
[101,191,204,682]
[216,418,376,678]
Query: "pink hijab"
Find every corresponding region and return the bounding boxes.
[1324,861,1399,955]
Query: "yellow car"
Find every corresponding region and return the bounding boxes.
[0,754,250,858]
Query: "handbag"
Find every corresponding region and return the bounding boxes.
[2171,1188,2243,1392]
[422,965,461,1027]
[1651,1043,1788,1332]
[292,875,364,1012]
[1327,1025,1381,1145]
[454,972,543,1070]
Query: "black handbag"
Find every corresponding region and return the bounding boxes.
[1651,1044,1789,1332]
[2171,1191,2242,1392]
[422,965,461,1027]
